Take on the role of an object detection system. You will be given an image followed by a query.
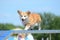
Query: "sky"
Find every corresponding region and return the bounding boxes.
[0,0,60,26]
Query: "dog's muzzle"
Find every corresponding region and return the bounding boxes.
[22,19,25,21]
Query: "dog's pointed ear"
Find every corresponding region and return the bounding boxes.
[17,10,22,14]
[27,11,31,15]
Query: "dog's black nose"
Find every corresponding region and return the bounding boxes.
[22,19,24,21]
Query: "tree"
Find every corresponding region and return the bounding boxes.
[0,23,16,30]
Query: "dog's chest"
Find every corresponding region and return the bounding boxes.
[22,18,29,25]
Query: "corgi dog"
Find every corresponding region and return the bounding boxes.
[17,10,41,30]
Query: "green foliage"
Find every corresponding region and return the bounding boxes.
[12,34,18,36]
[50,16,60,30]
[0,23,23,30]
[0,23,16,30]
[18,26,24,29]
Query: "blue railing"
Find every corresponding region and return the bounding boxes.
[0,30,60,40]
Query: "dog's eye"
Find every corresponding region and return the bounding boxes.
[24,16,26,17]
[21,16,23,17]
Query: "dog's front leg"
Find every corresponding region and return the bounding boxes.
[24,24,31,30]
[24,18,36,30]
[24,26,30,30]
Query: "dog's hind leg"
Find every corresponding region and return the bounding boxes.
[38,23,41,30]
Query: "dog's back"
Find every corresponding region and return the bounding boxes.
[28,13,41,26]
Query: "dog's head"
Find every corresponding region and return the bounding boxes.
[17,10,30,21]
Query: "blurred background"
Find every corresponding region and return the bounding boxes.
[0,0,60,40]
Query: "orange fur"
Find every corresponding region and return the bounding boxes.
[28,13,41,26]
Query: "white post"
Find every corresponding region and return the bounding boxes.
[50,34,51,40]
[46,37,49,40]
[42,37,44,40]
